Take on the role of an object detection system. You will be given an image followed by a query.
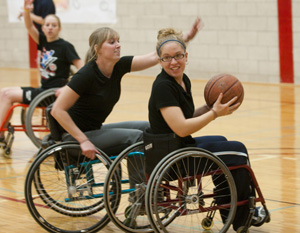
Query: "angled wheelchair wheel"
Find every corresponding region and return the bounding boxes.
[145,147,237,233]
[25,142,114,233]
[25,88,57,148]
[104,141,157,232]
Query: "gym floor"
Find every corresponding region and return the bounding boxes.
[0,67,299,232]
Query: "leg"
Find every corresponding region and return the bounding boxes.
[196,140,253,230]
[101,121,149,132]
[194,135,228,144]
[0,87,23,138]
[145,147,237,233]
[63,121,149,155]
[63,121,149,194]
[103,142,151,232]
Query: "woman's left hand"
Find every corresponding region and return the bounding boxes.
[183,17,204,42]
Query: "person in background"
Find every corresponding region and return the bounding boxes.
[0,0,83,142]
[18,0,56,68]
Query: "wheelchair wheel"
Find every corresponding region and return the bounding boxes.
[145,147,237,233]
[104,141,156,232]
[25,88,57,148]
[25,142,114,233]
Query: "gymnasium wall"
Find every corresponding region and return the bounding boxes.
[0,0,299,84]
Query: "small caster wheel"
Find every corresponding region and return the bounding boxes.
[265,211,271,223]
[125,205,132,218]
[237,226,249,233]
[123,217,137,228]
[4,148,12,158]
[201,217,214,230]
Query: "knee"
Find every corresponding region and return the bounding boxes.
[137,121,150,131]
[0,88,8,99]
[231,141,248,154]
[217,135,227,141]
[129,130,144,143]
[0,88,16,102]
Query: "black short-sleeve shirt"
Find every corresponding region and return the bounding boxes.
[39,34,80,88]
[148,69,195,134]
[67,56,133,132]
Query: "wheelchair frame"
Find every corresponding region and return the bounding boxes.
[25,140,270,233]
[24,141,115,233]
[0,88,57,156]
[104,143,270,233]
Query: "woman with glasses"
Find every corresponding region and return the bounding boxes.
[51,18,202,159]
[145,27,267,231]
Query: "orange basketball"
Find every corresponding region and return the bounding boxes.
[204,74,244,108]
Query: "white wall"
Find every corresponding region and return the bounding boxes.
[0,0,299,84]
[293,0,300,85]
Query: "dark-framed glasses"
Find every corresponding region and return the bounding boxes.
[160,53,186,62]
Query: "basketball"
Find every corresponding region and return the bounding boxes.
[204,74,244,107]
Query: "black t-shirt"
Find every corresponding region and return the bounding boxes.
[39,34,80,88]
[148,69,195,134]
[67,56,133,132]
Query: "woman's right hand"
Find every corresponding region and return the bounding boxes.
[80,140,98,160]
[24,0,33,11]
[212,93,241,118]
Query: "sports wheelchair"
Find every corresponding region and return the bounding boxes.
[24,140,116,233]
[0,88,57,156]
[103,142,271,233]
[24,123,270,233]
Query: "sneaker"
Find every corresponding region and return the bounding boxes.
[252,206,267,227]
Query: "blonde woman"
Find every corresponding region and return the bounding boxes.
[51,18,202,159]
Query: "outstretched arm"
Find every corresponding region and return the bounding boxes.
[182,17,204,42]
[130,17,204,72]
[18,11,45,25]
[23,0,39,44]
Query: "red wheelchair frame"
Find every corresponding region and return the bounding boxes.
[0,88,57,156]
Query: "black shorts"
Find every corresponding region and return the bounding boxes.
[21,87,45,104]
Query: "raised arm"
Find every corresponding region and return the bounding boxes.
[23,0,39,44]
[130,17,204,72]
[18,11,45,25]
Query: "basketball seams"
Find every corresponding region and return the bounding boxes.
[204,75,225,106]
[204,74,244,107]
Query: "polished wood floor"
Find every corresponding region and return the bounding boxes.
[0,67,299,232]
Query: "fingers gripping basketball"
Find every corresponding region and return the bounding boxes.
[204,74,244,107]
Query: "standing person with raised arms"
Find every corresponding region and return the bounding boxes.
[51,17,203,159]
